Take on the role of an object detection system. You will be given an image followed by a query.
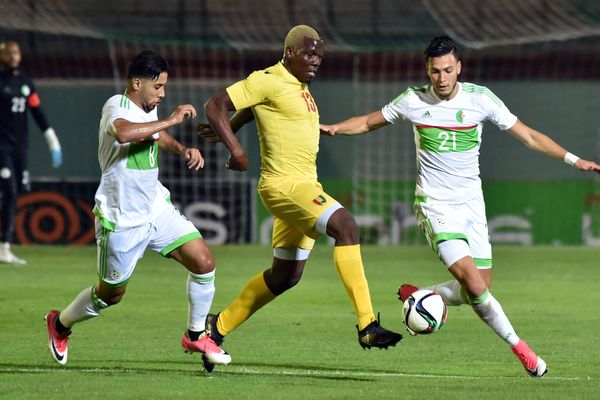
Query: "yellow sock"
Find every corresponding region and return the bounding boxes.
[333,244,376,330]
[217,272,276,335]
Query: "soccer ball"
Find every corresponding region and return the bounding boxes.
[402,289,447,335]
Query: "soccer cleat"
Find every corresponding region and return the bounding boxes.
[511,340,548,378]
[357,314,403,350]
[397,283,419,302]
[204,313,225,345]
[0,243,26,265]
[182,331,231,369]
[45,310,71,365]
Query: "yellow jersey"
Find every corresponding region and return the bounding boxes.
[226,61,320,181]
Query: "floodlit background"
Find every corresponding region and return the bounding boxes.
[2,0,600,246]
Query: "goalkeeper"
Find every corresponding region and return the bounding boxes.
[0,40,62,265]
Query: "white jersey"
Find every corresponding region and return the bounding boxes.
[94,94,170,231]
[382,82,517,203]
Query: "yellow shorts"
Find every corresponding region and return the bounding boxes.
[258,177,340,249]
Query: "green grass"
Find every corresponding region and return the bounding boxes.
[1,245,599,399]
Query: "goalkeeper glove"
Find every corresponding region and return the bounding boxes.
[44,127,63,168]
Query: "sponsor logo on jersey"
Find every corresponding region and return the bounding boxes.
[456,109,465,123]
[313,195,327,206]
[421,111,432,118]
[20,84,30,97]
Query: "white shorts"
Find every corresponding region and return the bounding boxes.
[96,204,201,286]
[414,194,492,269]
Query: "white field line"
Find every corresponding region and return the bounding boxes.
[0,365,595,382]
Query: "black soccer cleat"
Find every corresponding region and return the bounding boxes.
[202,354,215,372]
[205,313,225,346]
[357,313,403,350]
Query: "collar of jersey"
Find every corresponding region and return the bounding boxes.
[430,82,462,102]
[271,61,305,87]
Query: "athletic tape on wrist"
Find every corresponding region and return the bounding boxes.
[564,152,580,166]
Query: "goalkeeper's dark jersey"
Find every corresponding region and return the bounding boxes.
[0,67,49,151]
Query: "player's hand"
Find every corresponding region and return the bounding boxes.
[575,159,600,174]
[183,148,204,170]
[320,123,337,136]
[169,104,197,125]
[44,128,62,168]
[50,148,63,168]
[197,123,222,143]
[226,150,248,171]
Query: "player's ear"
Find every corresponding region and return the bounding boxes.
[457,60,462,76]
[131,77,141,91]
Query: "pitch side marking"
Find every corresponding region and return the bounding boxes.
[0,366,595,382]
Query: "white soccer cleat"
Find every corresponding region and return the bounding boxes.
[0,243,26,265]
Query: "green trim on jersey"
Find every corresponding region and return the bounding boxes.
[474,258,492,267]
[119,95,132,109]
[461,83,502,106]
[127,141,159,170]
[416,125,479,153]
[392,84,429,105]
[159,231,202,257]
[93,206,116,231]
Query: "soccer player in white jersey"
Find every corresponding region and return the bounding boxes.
[44,50,230,370]
[320,36,600,378]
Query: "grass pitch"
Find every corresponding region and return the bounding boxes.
[1,245,599,399]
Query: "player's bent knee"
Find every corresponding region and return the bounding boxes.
[324,208,359,244]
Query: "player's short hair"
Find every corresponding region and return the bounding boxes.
[284,25,320,52]
[424,36,459,61]
[126,50,169,81]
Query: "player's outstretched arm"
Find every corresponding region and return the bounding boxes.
[159,130,204,170]
[508,119,600,174]
[320,110,389,136]
[111,104,197,144]
[204,91,248,171]
[198,108,255,143]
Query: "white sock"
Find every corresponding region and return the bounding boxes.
[424,280,467,306]
[187,270,215,332]
[59,286,108,328]
[471,291,520,346]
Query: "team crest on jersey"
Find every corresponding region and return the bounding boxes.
[313,195,327,206]
[456,109,465,123]
[20,85,31,97]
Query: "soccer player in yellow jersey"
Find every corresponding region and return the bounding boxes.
[202,25,402,360]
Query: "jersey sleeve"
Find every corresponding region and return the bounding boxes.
[381,87,412,124]
[25,77,42,109]
[102,96,133,137]
[226,71,276,110]
[478,87,518,130]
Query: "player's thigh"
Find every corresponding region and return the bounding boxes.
[95,220,150,287]
[271,216,315,250]
[12,150,29,193]
[258,179,339,240]
[465,195,493,269]
[146,205,205,269]
[0,151,17,193]
[414,200,469,255]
